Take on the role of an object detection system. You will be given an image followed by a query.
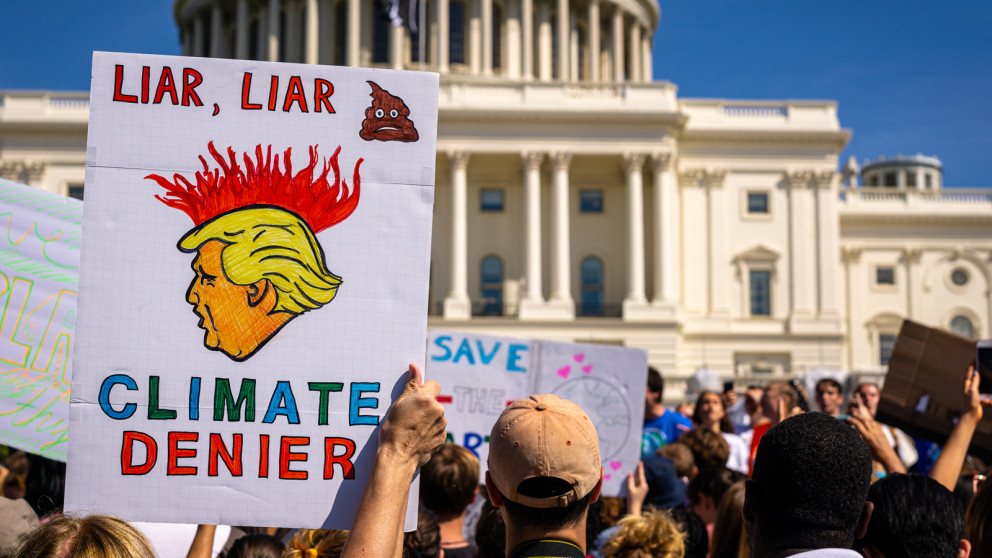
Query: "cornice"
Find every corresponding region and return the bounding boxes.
[439,107,687,127]
[679,128,851,148]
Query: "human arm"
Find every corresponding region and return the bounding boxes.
[185,525,217,558]
[847,395,907,475]
[930,365,989,491]
[341,363,447,558]
[625,461,648,517]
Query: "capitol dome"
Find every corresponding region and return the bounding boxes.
[173,0,659,83]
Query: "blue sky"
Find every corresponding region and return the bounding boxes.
[1,1,989,186]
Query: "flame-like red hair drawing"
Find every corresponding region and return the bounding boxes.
[147,142,362,233]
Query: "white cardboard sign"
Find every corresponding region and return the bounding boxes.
[427,329,647,496]
[65,52,438,530]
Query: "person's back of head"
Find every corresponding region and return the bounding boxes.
[602,510,685,558]
[487,395,603,539]
[967,478,992,558]
[641,455,686,510]
[687,467,745,525]
[285,529,348,558]
[12,514,155,558]
[668,507,708,558]
[474,500,506,558]
[225,533,285,558]
[745,412,872,554]
[680,428,729,471]
[402,505,441,558]
[708,481,749,558]
[420,443,480,520]
[657,443,696,481]
[858,474,967,558]
[648,367,665,401]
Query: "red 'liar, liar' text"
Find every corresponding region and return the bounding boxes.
[112,65,204,107]
[240,73,335,114]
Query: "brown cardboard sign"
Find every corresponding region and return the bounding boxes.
[876,319,992,459]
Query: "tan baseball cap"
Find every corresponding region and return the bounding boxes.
[488,394,602,508]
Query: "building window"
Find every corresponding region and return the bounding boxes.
[906,172,917,188]
[875,266,895,286]
[747,192,769,214]
[580,190,603,213]
[925,173,933,188]
[951,268,969,287]
[480,189,504,212]
[884,172,897,187]
[334,2,348,65]
[372,2,390,63]
[449,1,466,64]
[68,185,84,200]
[480,256,504,315]
[580,257,604,316]
[879,334,896,366]
[867,174,879,186]
[749,270,771,316]
[950,316,975,339]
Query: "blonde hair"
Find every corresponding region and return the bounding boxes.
[602,510,685,558]
[12,514,155,558]
[180,206,342,314]
[284,529,348,558]
[709,481,751,558]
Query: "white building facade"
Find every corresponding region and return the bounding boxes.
[2,0,989,400]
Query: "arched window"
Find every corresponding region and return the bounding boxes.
[950,316,975,339]
[580,257,604,316]
[481,256,504,315]
[450,1,466,65]
[372,2,390,64]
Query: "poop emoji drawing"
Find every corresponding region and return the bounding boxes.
[359,81,419,142]
[147,142,362,361]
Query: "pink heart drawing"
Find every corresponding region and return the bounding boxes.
[573,353,585,363]
[557,365,571,379]
[610,461,623,471]
[582,364,593,374]
[604,473,612,481]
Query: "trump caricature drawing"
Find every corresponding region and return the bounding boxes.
[147,142,362,361]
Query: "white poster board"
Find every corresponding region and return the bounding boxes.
[0,180,80,461]
[65,52,437,530]
[427,329,647,496]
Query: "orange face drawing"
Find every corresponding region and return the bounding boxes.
[359,81,419,142]
[147,143,362,361]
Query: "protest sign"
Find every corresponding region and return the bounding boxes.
[877,319,992,460]
[0,180,79,461]
[64,52,438,529]
[427,329,647,496]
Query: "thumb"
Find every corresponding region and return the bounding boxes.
[403,363,424,395]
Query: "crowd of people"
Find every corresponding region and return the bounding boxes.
[2,362,991,558]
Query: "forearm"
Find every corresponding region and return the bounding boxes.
[341,447,419,558]
[930,414,980,491]
[186,525,217,558]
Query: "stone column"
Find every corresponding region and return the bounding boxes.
[469,1,482,73]
[652,153,678,313]
[537,2,552,81]
[641,29,652,81]
[482,0,493,75]
[235,0,250,59]
[268,0,281,61]
[787,171,815,326]
[438,0,450,72]
[628,18,640,82]
[209,5,224,58]
[444,151,472,319]
[623,153,647,310]
[305,0,319,64]
[549,152,575,316]
[390,21,405,69]
[612,6,624,82]
[520,152,546,316]
[587,0,600,82]
[840,247,862,369]
[192,14,206,57]
[706,170,729,319]
[569,16,579,81]
[505,0,521,78]
[557,0,569,81]
[903,247,923,318]
[521,0,533,79]
[814,171,842,324]
[347,0,361,66]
